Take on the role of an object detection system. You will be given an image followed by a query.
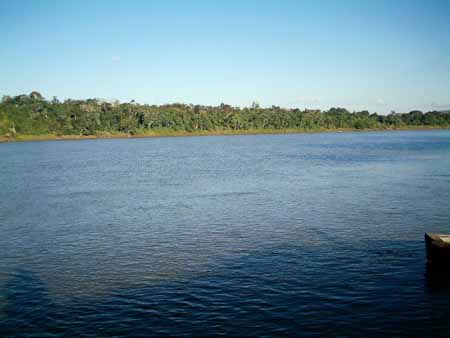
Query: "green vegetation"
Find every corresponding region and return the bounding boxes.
[1,92,449,141]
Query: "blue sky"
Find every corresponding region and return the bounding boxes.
[1,0,449,113]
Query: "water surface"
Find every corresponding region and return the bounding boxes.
[1,130,450,337]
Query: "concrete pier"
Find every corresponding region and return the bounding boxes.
[425,233,450,265]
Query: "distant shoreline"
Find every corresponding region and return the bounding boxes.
[1,125,449,144]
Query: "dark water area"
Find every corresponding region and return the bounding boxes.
[1,130,450,337]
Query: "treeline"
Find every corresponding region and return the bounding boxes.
[1,92,450,137]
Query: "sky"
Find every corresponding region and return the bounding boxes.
[0,0,449,113]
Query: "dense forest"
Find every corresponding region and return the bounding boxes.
[1,92,449,139]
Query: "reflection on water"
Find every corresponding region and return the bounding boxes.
[1,271,54,336]
[1,130,450,336]
[425,264,450,292]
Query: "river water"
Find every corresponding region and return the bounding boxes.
[1,130,450,337]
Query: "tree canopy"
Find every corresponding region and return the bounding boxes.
[1,92,449,137]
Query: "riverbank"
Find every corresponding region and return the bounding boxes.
[1,125,449,143]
